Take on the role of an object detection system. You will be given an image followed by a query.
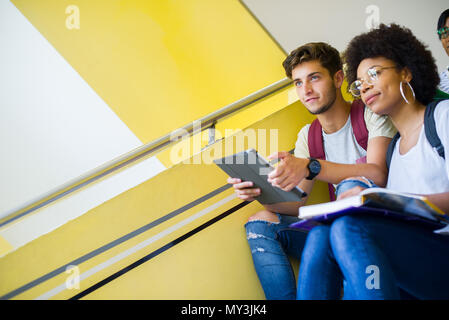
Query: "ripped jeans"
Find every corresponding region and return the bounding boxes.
[245,214,308,300]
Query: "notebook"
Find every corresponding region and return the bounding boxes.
[290,187,449,231]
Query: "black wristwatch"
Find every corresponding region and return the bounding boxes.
[306,157,321,180]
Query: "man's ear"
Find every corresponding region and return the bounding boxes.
[333,70,345,88]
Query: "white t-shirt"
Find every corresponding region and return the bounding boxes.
[294,106,397,164]
[387,100,449,194]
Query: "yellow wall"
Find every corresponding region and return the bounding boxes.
[2,0,333,300]
[12,0,287,145]
[0,100,330,300]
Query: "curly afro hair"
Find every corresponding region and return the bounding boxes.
[343,23,439,105]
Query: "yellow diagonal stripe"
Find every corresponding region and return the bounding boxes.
[0,236,14,258]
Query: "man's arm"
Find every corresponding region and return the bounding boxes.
[317,136,391,186]
[267,136,392,191]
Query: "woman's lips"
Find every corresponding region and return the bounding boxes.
[365,93,380,105]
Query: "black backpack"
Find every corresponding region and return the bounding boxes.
[386,99,446,169]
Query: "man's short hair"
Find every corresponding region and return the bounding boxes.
[282,42,342,79]
[437,9,449,39]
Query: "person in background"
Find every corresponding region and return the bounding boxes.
[437,9,449,94]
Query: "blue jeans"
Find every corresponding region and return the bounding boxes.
[334,176,376,197]
[298,181,449,299]
[245,214,308,300]
[244,178,372,300]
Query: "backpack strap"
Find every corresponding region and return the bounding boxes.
[386,132,400,170]
[350,99,369,151]
[424,99,445,159]
[308,119,336,201]
[308,119,325,160]
[386,99,446,169]
[307,101,370,201]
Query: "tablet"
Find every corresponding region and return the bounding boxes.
[214,149,307,204]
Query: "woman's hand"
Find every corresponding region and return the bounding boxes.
[336,176,373,200]
[337,186,367,200]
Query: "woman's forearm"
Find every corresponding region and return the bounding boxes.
[425,192,449,214]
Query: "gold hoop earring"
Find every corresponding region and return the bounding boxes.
[399,81,416,104]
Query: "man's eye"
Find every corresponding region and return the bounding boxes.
[295,81,302,87]
[311,75,319,80]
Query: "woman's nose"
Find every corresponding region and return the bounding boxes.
[360,80,373,94]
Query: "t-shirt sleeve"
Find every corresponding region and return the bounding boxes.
[294,124,310,158]
[435,100,449,181]
[438,69,449,94]
[363,106,397,140]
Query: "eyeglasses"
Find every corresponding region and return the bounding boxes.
[349,66,396,97]
[438,26,449,39]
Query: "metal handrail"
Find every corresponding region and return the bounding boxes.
[0,77,293,227]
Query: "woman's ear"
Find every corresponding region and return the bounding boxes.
[401,67,413,83]
[333,69,345,88]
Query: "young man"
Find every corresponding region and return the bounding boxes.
[437,9,449,94]
[227,42,396,299]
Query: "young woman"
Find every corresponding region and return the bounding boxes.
[296,24,449,300]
